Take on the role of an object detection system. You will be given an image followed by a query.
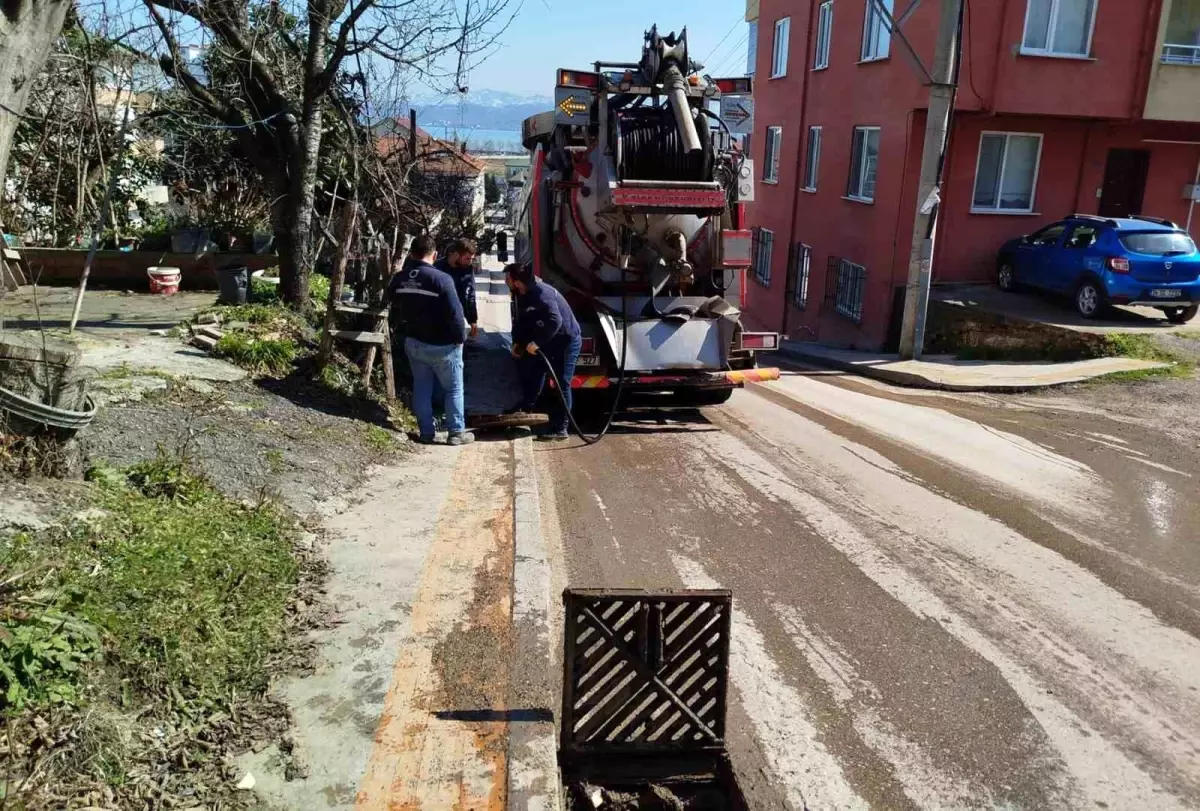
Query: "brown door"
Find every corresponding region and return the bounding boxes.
[1098,149,1150,218]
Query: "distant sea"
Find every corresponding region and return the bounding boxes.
[426,125,524,154]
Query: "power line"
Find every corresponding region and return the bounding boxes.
[710,32,750,77]
[700,16,744,68]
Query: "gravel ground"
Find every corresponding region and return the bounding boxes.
[82,365,408,515]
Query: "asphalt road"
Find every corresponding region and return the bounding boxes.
[535,370,1200,810]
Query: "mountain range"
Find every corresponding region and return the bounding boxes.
[409,89,553,132]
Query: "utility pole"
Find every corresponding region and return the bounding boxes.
[897,0,964,360]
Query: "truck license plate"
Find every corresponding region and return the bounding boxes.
[1150,289,1182,299]
[577,354,601,366]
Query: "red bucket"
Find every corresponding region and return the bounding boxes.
[147,266,181,295]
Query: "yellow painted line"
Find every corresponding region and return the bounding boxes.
[355,442,513,811]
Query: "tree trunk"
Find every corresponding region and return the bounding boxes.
[276,109,324,307]
[0,0,72,189]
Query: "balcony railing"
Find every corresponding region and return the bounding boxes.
[1162,43,1200,65]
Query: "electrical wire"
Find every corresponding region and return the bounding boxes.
[700,16,745,68]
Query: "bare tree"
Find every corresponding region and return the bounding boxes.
[0,0,74,188]
[135,0,513,306]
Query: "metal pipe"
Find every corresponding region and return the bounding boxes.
[1188,149,1200,236]
[663,64,702,154]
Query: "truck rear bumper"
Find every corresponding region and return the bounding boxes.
[568,367,781,390]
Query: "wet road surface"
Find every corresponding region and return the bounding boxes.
[536,369,1200,810]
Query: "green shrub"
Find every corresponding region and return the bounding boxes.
[214,332,299,374]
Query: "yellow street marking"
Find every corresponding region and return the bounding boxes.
[355,442,514,810]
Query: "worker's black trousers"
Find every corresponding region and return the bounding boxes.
[518,334,582,433]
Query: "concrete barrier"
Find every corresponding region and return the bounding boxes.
[18,249,276,291]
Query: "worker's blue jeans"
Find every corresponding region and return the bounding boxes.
[405,338,465,438]
[519,334,582,433]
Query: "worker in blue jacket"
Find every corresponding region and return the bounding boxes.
[387,235,474,446]
[505,262,582,442]
[434,238,479,339]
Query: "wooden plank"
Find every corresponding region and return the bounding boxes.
[328,330,385,345]
[335,303,389,317]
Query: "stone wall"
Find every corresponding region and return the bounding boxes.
[924,300,1111,361]
[18,249,276,291]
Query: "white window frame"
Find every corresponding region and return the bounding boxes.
[791,243,812,309]
[747,20,758,76]
[803,126,822,191]
[861,0,894,62]
[754,228,774,286]
[1021,0,1098,59]
[970,131,1044,214]
[771,17,791,78]
[814,2,834,70]
[846,126,881,203]
[763,126,783,184]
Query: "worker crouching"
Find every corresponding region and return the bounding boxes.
[505,262,582,442]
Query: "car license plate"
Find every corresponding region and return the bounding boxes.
[577,354,600,367]
[1150,289,1182,299]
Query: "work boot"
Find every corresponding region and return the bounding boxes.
[412,433,436,445]
[447,432,476,446]
[535,429,570,442]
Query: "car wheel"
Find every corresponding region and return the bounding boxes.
[997,262,1017,292]
[1164,305,1199,325]
[1074,279,1107,319]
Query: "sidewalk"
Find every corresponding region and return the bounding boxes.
[776,341,1169,392]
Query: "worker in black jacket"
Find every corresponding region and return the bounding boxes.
[434,238,479,339]
[505,262,582,441]
[387,235,474,446]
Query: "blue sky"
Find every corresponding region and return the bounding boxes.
[462,0,751,97]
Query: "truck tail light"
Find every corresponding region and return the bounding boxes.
[739,332,779,350]
[713,77,752,94]
[1107,256,1131,274]
[558,69,598,89]
[580,336,596,354]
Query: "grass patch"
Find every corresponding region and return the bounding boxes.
[363,424,395,451]
[1,455,302,803]
[214,332,299,375]
[1100,333,1177,362]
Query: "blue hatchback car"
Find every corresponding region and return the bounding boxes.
[996,214,1200,323]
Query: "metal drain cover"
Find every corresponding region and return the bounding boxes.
[561,588,732,754]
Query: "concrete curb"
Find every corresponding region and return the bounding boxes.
[774,343,1169,393]
[507,437,562,811]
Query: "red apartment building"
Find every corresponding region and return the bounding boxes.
[743,0,1200,349]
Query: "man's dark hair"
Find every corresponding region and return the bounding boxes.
[409,234,436,258]
[447,238,477,256]
[504,262,534,285]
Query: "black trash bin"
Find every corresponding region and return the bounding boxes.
[217,263,250,305]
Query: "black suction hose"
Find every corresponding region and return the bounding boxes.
[531,267,630,446]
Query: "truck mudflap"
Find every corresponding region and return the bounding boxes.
[567,367,780,389]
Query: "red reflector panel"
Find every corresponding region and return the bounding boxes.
[713,77,753,94]
[722,229,753,267]
[611,187,728,209]
[559,69,598,89]
[740,332,779,350]
[580,336,597,354]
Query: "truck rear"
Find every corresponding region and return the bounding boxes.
[514,25,779,405]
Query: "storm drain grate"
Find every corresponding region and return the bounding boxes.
[561,588,732,754]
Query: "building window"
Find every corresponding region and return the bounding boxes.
[861,0,893,61]
[753,228,774,286]
[747,20,758,75]
[763,126,783,183]
[972,132,1043,213]
[846,126,880,202]
[803,127,822,191]
[1022,0,1097,58]
[814,2,834,69]
[789,243,812,309]
[829,258,866,322]
[771,18,791,78]
[1163,0,1200,65]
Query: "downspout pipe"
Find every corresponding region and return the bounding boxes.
[779,2,818,337]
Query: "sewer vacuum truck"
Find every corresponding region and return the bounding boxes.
[514,25,780,405]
